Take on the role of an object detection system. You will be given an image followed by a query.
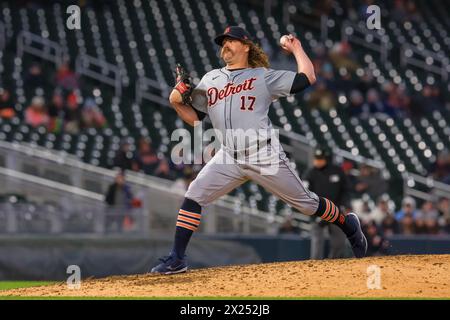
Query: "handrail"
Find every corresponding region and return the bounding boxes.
[135,76,171,106]
[0,140,302,229]
[400,44,449,82]
[15,31,124,97]
[75,54,122,97]
[16,31,64,66]
[341,20,389,64]
[0,166,104,201]
[275,125,385,169]
[407,172,450,193]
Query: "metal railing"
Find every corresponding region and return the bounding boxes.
[0,202,147,235]
[75,54,123,97]
[0,140,306,235]
[404,172,450,202]
[341,20,390,64]
[400,44,449,82]
[15,31,124,97]
[135,76,171,106]
[16,31,65,66]
[0,166,150,235]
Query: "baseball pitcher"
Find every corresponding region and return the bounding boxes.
[151,26,367,274]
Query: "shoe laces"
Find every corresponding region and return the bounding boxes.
[159,255,174,263]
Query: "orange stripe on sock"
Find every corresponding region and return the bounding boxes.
[176,221,197,231]
[179,209,201,219]
[326,202,336,221]
[177,215,201,226]
[321,199,331,220]
[329,206,340,223]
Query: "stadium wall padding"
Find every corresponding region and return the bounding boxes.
[0,235,449,280]
[0,236,261,280]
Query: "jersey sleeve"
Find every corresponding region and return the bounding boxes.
[264,68,297,99]
[190,75,208,115]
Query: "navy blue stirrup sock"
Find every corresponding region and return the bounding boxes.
[313,197,356,236]
[171,198,202,259]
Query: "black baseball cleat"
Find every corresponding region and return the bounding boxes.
[346,212,368,258]
[150,253,188,275]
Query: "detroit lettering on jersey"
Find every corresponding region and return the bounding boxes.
[190,67,297,150]
[207,77,256,106]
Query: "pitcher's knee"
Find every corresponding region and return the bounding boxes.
[185,183,208,207]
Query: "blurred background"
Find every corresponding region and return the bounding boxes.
[0,0,449,280]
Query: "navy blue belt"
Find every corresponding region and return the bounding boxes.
[233,139,271,160]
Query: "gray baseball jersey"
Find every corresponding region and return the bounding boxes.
[191,67,294,148]
[186,67,320,215]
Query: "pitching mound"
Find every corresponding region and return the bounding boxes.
[1,255,449,298]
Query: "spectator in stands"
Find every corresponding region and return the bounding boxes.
[428,151,450,185]
[328,41,360,73]
[356,70,376,96]
[105,171,135,231]
[365,88,388,115]
[63,91,81,134]
[155,158,170,179]
[113,140,135,171]
[134,137,159,174]
[380,208,400,236]
[55,62,79,91]
[347,89,369,118]
[81,97,107,129]
[47,90,65,133]
[304,148,351,259]
[335,71,355,94]
[437,197,450,234]
[134,137,170,178]
[305,79,336,111]
[391,0,405,21]
[0,88,15,119]
[355,164,388,200]
[404,0,422,22]
[341,160,357,197]
[382,82,411,118]
[415,200,439,234]
[320,62,335,85]
[368,195,392,226]
[395,196,417,234]
[354,199,373,226]
[24,62,47,93]
[105,171,133,207]
[431,86,445,111]
[363,220,390,256]
[25,96,49,128]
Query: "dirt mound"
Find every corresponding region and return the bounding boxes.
[2,255,450,298]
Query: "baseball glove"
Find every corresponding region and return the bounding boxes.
[174,63,193,105]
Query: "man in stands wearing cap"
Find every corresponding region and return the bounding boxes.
[304,148,353,259]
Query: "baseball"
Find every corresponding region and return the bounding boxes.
[280,35,290,48]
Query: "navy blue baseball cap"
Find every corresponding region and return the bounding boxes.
[214,26,253,46]
[314,147,331,159]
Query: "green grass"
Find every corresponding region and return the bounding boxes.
[0,281,56,291]
[0,282,448,300]
[0,295,449,300]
